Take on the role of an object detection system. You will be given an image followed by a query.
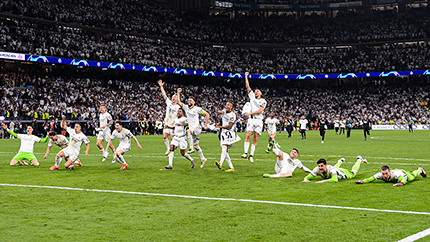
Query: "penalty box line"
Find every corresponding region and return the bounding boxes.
[1,183,430,216]
[397,228,430,242]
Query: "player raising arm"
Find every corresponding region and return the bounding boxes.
[355,165,426,186]
[158,79,180,156]
[214,102,241,172]
[49,116,90,170]
[263,141,312,178]
[44,131,83,167]
[176,88,209,167]
[303,156,367,183]
[106,121,142,170]
[242,72,267,163]
[2,123,49,166]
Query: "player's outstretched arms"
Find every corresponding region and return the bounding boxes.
[244,72,251,93]
[158,79,168,101]
[176,88,183,107]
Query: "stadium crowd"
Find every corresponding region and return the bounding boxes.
[0,68,429,138]
[1,17,430,74]
[0,1,428,45]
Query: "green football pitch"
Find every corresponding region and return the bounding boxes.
[0,130,429,241]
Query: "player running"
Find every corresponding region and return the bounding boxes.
[264,113,280,153]
[105,120,142,170]
[165,108,195,170]
[176,88,209,167]
[2,123,49,166]
[303,156,368,183]
[158,79,180,156]
[214,102,241,172]
[263,141,312,178]
[44,131,83,167]
[355,165,426,186]
[242,72,267,163]
[97,104,115,162]
[318,114,328,143]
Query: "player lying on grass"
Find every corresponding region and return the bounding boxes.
[355,165,426,186]
[2,123,49,166]
[49,116,90,170]
[214,101,241,172]
[164,108,195,170]
[105,120,142,170]
[303,156,368,183]
[44,131,83,167]
[263,141,312,178]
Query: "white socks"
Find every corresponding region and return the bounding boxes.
[220,146,234,169]
[55,155,62,167]
[164,139,170,150]
[250,144,256,156]
[195,145,205,160]
[168,152,174,166]
[244,142,250,154]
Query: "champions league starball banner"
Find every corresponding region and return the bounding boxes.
[2,52,430,80]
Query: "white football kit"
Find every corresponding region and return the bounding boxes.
[275,153,306,174]
[183,104,205,140]
[265,117,279,134]
[111,128,134,154]
[63,127,90,162]
[246,91,267,135]
[164,98,180,135]
[220,111,241,147]
[98,112,112,141]
[48,135,69,149]
[171,117,188,149]
[299,119,308,130]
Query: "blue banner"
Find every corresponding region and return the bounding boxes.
[2,52,430,80]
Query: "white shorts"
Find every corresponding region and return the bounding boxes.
[61,147,78,162]
[163,125,174,135]
[97,128,112,142]
[267,129,277,136]
[246,119,263,135]
[116,144,131,154]
[220,130,241,147]
[171,136,187,150]
[188,127,201,142]
[275,154,295,174]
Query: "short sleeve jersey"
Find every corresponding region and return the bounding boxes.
[165,99,180,127]
[48,134,69,149]
[265,118,279,131]
[248,91,266,120]
[173,117,188,136]
[17,134,41,153]
[111,128,134,146]
[67,127,90,153]
[183,105,204,130]
[221,111,236,132]
[99,112,112,130]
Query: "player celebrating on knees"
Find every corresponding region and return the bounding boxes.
[242,72,267,163]
[2,123,49,166]
[105,121,142,170]
[176,88,209,167]
[97,104,115,162]
[303,156,368,183]
[355,165,426,186]
[264,113,280,153]
[263,141,312,178]
[165,108,195,170]
[214,102,241,172]
[50,116,90,170]
[158,79,180,156]
[44,131,82,167]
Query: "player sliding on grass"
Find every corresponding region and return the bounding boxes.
[263,141,312,178]
[214,101,241,172]
[303,156,368,183]
[49,116,90,170]
[105,120,142,170]
[164,108,195,170]
[44,131,83,167]
[242,72,267,164]
[355,165,426,186]
[2,123,49,166]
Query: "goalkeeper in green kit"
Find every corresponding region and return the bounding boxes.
[2,123,49,166]
[355,165,426,186]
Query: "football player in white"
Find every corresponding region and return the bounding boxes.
[158,79,180,156]
[165,108,195,170]
[44,131,82,167]
[49,116,90,170]
[97,104,115,162]
[106,120,142,170]
[214,102,241,172]
[264,113,280,153]
[263,141,312,178]
[242,72,267,163]
[176,88,209,167]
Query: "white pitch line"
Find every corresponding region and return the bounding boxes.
[1,183,429,216]
[397,228,430,242]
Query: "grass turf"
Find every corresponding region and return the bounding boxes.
[0,129,429,241]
